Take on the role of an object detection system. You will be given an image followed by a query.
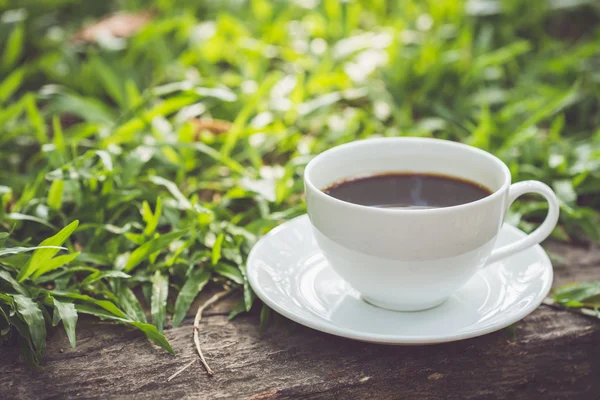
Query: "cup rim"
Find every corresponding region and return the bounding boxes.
[304,137,511,215]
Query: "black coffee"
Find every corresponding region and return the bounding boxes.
[323,173,491,209]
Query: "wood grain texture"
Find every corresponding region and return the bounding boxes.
[1,241,599,400]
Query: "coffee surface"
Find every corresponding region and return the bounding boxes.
[323,173,491,209]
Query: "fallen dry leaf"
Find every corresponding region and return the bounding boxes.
[72,11,153,42]
[191,119,233,138]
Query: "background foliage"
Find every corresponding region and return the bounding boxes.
[1,0,599,366]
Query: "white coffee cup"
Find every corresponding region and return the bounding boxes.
[304,137,559,312]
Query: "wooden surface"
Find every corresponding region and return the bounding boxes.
[1,241,600,400]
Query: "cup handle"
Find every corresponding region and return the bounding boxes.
[485,180,560,265]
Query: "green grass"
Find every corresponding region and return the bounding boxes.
[0,0,599,366]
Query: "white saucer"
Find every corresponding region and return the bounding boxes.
[247,215,553,344]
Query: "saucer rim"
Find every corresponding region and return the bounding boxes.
[247,214,553,345]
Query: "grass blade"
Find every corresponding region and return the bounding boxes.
[148,176,195,212]
[24,94,47,143]
[79,270,130,286]
[13,294,46,361]
[0,68,25,105]
[222,72,279,157]
[124,230,187,272]
[91,55,125,106]
[239,265,255,312]
[5,213,57,229]
[172,267,210,327]
[50,291,127,319]
[227,300,246,320]
[211,234,224,265]
[143,197,162,236]
[17,220,79,282]
[2,23,24,70]
[32,253,80,280]
[0,270,28,296]
[52,115,66,154]
[106,96,196,145]
[553,281,600,308]
[151,271,168,332]
[75,304,174,354]
[473,40,532,71]
[0,246,65,258]
[259,303,271,333]
[47,179,65,211]
[117,287,147,323]
[213,263,243,284]
[52,298,78,348]
[129,321,175,354]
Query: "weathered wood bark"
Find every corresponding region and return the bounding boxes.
[1,241,599,399]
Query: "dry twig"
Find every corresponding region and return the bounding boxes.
[193,287,235,375]
[167,359,197,382]
[167,287,235,380]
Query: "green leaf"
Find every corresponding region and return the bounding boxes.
[17,220,79,282]
[79,270,130,286]
[117,287,147,323]
[222,72,279,157]
[74,304,123,320]
[184,141,249,177]
[52,298,78,348]
[75,304,174,354]
[518,89,579,136]
[2,23,24,70]
[34,266,97,285]
[553,281,600,308]
[32,252,80,280]
[128,321,175,355]
[259,303,271,333]
[124,229,187,272]
[0,253,29,269]
[211,233,224,265]
[125,78,142,108]
[0,293,14,306]
[148,176,198,212]
[0,68,25,105]
[143,197,162,236]
[125,232,146,245]
[49,92,115,124]
[106,96,196,145]
[91,56,125,106]
[239,265,255,312]
[553,180,577,205]
[151,271,168,333]
[18,334,41,369]
[196,86,237,102]
[474,40,532,70]
[213,263,243,284]
[0,304,9,328]
[50,291,127,319]
[0,270,28,296]
[6,212,57,230]
[13,294,46,361]
[172,267,211,327]
[228,300,246,320]
[504,324,517,341]
[0,245,65,258]
[25,94,47,143]
[52,115,66,154]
